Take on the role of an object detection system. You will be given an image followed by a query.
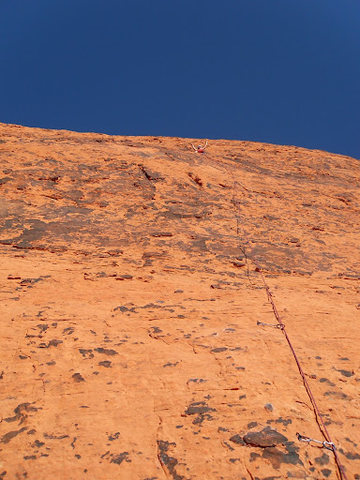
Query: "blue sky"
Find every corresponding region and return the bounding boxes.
[0,0,359,158]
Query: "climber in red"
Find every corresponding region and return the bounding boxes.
[191,140,208,154]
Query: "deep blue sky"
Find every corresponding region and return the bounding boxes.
[0,0,359,158]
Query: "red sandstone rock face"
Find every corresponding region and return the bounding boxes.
[0,122,359,479]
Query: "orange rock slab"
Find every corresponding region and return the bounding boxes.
[0,123,359,479]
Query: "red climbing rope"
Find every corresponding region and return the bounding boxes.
[253,262,348,480]
[228,173,348,480]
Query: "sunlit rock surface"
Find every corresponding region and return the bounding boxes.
[0,122,359,479]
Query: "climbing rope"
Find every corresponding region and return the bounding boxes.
[226,164,348,480]
[253,261,347,480]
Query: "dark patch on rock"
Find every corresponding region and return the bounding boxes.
[185,402,215,416]
[185,402,215,426]
[229,458,240,463]
[139,165,164,182]
[324,391,349,400]
[1,427,28,444]
[163,362,179,368]
[115,274,133,281]
[108,432,120,441]
[223,441,235,451]
[33,439,45,448]
[72,373,85,382]
[211,347,228,353]
[336,369,353,378]
[94,347,118,356]
[188,172,203,187]
[63,327,74,335]
[321,469,332,478]
[110,452,131,465]
[157,441,184,480]
[319,378,335,386]
[43,433,69,440]
[274,417,292,426]
[262,443,302,469]
[250,452,260,462]
[243,427,288,448]
[99,361,112,368]
[79,348,94,359]
[0,177,12,185]
[187,378,206,384]
[315,453,329,466]
[229,434,245,446]
[114,306,129,312]
[24,455,36,460]
[4,403,38,425]
[38,339,63,348]
[247,422,258,429]
[151,232,173,237]
[343,451,360,460]
[20,276,49,286]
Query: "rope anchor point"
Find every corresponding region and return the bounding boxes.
[257,320,284,330]
[296,432,336,451]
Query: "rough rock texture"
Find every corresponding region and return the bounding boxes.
[0,122,359,479]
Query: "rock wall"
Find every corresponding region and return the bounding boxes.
[0,123,359,479]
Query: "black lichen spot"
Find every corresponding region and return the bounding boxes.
[157,441,183,480]
[79,348,94,359]
[315,453,329,466]
[250,452,260,462]
[184,401,215,424]
[1,427,28,444]
[108,432,120,441]
[114,306,129,312]
[33,440,45,448]
[247,422,258,429]
[23,455,36,460]
[274,417,292,427]
[185,402,215,416]
[63,327,74,335]
[262,444,302,469]
[163,362,179,368]
[319,378,335,386]
[99,361,112,368]
[115,274,133,281]
[38,339,63,348]
[229,434,245,446]
[211,347,228,353]
[4,402,39,425]
[343,451,360,460]
[321,469,332,478]
[110,452,131,465]
[223,441,234,451]
[94,347,118,356]
[324,391,349,400]
[43,433,69,440]
[72,373,85,382]
[337,369,354,378]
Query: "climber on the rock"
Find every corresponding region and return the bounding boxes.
[191,140,208,154]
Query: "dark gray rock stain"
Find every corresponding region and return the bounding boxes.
[157,440,185,480]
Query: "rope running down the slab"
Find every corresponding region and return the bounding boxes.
[229,177,348,480]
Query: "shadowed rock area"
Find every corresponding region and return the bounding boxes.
[0,122,359,479]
